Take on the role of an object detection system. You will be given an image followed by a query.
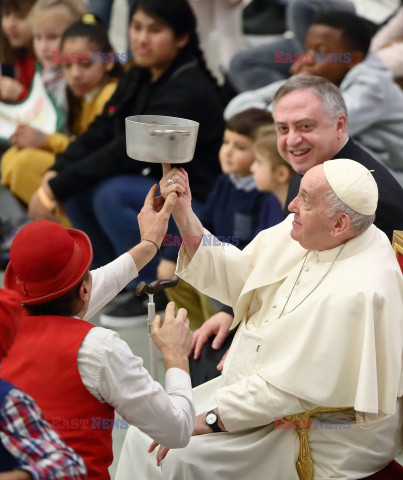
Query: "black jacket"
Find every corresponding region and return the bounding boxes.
[50,51,224,203]
[283,138,403,241]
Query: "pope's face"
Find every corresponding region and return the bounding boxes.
[288,165,335,250]
[274,90,346,174]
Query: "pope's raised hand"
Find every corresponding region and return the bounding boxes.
[160,163,192,219]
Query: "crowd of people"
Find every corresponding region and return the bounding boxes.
[0,0,403,478]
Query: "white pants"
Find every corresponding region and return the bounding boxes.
[115,423,299,480]
[115,407,403,480]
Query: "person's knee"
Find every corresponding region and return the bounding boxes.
[92,179,131,227]
[93,178,120,209]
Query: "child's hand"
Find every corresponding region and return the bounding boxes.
[0,77,25,102]
[11,125,47,149]
[28,190,57,222]
[28,175,58,221]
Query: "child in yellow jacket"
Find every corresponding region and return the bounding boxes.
[1,11,122,226]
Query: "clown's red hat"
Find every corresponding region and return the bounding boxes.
[5,221,93,305]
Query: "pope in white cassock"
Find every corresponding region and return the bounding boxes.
[116,159,403,480]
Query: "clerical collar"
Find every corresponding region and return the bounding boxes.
[334,136,350,156]
[228,173,257,191]
[312,224,376,263]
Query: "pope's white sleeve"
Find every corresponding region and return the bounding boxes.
[84,253,138,320]
[176,229,256,308]
[216,373,309,432]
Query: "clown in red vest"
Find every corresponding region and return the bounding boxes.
[0,288,86,478]
[1,186,195,479]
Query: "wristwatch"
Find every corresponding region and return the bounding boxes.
[205,410,222,432]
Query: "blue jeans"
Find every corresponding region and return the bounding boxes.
[0,185,27,225]
[228,0,356,92]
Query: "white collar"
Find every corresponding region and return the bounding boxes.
[334,136,350,156]
[311,225,376,263]
[228,173,257,192]
[83,85,103,103]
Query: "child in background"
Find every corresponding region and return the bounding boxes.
[1,12,121,231]
[0,0,86,256]
[200,109,283,246]
[13,0,86,127]
[251,125,294,210]
[160,108,283,335]
[0,0,36,102]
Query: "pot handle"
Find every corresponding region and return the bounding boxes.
[148,129,191,137]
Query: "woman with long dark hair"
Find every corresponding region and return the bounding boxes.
[28,0,225,322]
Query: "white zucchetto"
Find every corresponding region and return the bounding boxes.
[323,158,378,215]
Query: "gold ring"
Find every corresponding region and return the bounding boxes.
[167,178,175,186]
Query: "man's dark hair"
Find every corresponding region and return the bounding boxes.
[226,108,273,140]
[24,273,89,317]
[312,11,375,57]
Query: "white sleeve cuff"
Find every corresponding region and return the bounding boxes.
[165,367,192,395]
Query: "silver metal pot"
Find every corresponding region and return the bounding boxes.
[125,115,199,163]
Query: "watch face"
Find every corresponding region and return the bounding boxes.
[206,413,217,425]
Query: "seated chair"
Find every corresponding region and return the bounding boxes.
[283,231,403,480]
